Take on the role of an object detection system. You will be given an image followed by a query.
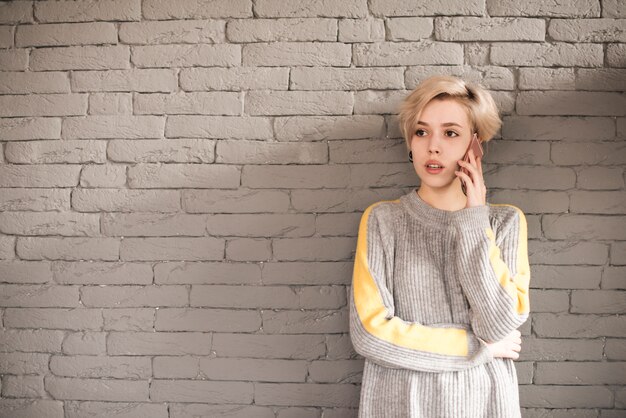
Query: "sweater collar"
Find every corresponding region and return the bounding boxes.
[401,188,490,226]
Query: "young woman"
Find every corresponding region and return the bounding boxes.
[349,75,531,417]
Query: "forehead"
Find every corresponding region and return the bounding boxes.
[418,98,469,126]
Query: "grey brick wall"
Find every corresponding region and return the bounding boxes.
[0,0,624,417]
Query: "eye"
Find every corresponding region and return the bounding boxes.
[445,130,459,137]
[415,129,427,137]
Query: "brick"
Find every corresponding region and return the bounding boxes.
[261,309,348,333]
[132,44,241,68]
[261,261,352,287]
[71,69,178,93]
[155,308,260,332]
[518,338,603,361]
[338,18,385,42]
[228,18,336,42]
[329,139,406,163]
[528,289,569,312]
[169,404,273,418]
[102,213,207,237]
[5,140,106,164]
[326,334,360,359]
[62,332,106,355]
[0,2,33,24]
[246,90,352,116]
[490,190,568,214]
[534,313,626,338]
[0,352,49,374]
[150,379,253,403]
[606,339,626,360]
[107,331,212,355]
[120,237,224,261]
[607,43,626,67]
[571,290,626,314]
[576,69,626,91]
[530,265,601,289]
[291,67,404,90]
[216,140,327,164]
[603,0,626,17]
[577,167,624,190]
[487,0,600,17]
[0,261,52,284]
[153,356,198,378]
[65,402,168,418]
[273,237,355,262]
[16,22,117,47]
[549,19,626,42]
[143,0,251,19]
[254,383,359,407]
[0,26,12,48]
[437,17,544,41]
[502,116,615,141]
[0,189,69,212]
[386,17,433,41]
[4,308,103,330]
[50,355,151,379]
[485,166,575,190]
[180,67,289,91]
[349,163,415,188]
[0,329,64,353]
[603,267,626,289]
[72,189,180,213]
[518,91,626,116]
[308,359,364,383]
[484,140,550,165]
[166,115,273,139]
[198,358,307,382]
[35,0,141,22]
[89,93,133,115]
[183,189,289,213]
[212,333,325,359]
[543,215,626,240]
[135,92,241,115]
[155,262,262,285]
[611,242,626,265]
[2,375,45,398]
[519,68,575,90]
[80,164,129,187]
[570,191,626,213]
[81,285,188,307]
[519,385,612,408]
[536,362,626,384]
[226,238,271,261]
[0,284,78,307]
[354,41,462,66]
[369,0,483,16]
[190,285,345,309]
[103,308,155,331]
[0,50,28,71]
[45,376,148,401]
[243,42,351,66]
[242,165,350,189]
[316,213,361,237]
[17,237,119,261]
[555,142,626,165]
[128,164,239,189]
[290,188,404,212]
[0,117,61,141]
[274,115,384,141]
[0,212,100,236]
[353,90,408,115]
[530,240,607,265]
[0,72,69,94]
[108,139,215,163]
[255,0,367,18]
[0,400,63,418]
[63,115,164,139]
[120,20,225,44]
[31,45,130,71]
[0,94,86,117]
[52,262,151,285]
[0,236,16,259]
[207,214,315,237]
[491,43,603,67]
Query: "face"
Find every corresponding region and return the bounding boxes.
[409,98,473,192]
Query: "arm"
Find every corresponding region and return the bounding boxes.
[349,201,494,373]
[451,204,531,343]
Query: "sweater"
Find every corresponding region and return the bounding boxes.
[349,188,531,418]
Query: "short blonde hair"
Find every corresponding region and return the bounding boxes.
[397,75,502,150]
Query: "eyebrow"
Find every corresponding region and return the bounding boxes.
[416,121,463,128]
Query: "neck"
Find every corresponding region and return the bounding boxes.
[417,181,467,211]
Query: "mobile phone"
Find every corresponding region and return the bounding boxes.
[460,133,483,196]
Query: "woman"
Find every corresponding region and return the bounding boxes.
[349,75,531,417]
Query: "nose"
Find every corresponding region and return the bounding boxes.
[427,133,442,154]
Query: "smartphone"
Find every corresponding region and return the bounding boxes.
[460,133,484,196]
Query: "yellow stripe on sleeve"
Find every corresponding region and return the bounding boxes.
[352,201,470,357]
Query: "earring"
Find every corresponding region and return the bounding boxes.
[408,151,413,162]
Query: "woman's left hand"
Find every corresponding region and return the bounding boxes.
[455,148,487,208]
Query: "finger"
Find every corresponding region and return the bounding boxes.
[455,170,473,188]
[458,159,480,181]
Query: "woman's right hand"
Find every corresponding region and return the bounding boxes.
[484,329,522,359]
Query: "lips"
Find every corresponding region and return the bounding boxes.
[425,159,445,168]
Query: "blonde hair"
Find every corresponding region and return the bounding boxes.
[397,75,502,151]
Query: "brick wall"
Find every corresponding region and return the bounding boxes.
[0,0,624,417]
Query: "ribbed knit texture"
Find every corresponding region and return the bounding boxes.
[349,188,531,418]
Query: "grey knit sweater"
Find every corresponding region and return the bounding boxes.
[349,188,531,418]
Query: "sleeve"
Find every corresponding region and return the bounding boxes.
[348,201,494,373]
[450,204,531,343]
